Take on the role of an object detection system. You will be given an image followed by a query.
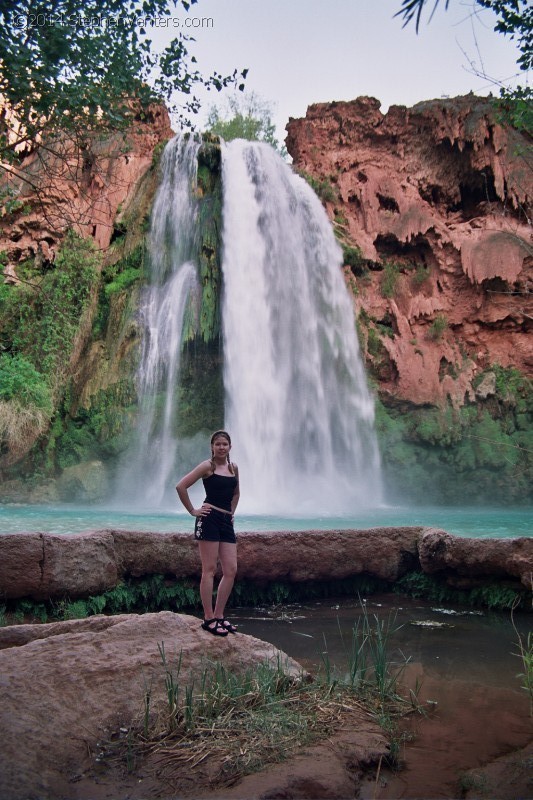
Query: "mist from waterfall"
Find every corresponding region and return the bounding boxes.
[114,136,201,507]
[220,140,382,514]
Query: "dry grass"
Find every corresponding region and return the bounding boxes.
[95,650,419,794]
[0,400,49,467]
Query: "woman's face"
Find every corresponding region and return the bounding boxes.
[212,435,231,460]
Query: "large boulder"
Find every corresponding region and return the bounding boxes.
[41,530,118,599]
[111,528,199,577]
[0,611,306,800]
[57,460,109,503]
[0,532,44,599]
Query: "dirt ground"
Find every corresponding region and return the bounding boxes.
[66,699,532,800]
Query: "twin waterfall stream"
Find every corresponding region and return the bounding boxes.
[116,135,382,515]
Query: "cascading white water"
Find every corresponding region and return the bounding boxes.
[220,140,382,514]
[114,136,201,507]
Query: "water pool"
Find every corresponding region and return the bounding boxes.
[0,503,531,537]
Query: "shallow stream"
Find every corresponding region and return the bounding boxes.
[230,595,532,799]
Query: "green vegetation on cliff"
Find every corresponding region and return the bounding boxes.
[0,137,228,501]
[0,231,100,473]
[375,365,533,505]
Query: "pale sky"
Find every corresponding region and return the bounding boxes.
[151,0,527,143]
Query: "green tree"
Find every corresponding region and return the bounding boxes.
[0,0,248,224]
[205,92,286,155]
[0,0,247,160]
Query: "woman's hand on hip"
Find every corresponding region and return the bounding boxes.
[192,504,211,517]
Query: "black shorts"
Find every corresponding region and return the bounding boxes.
[194,508,236,543]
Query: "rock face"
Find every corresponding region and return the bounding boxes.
[0,104,173,271]
[286,95,531,409]
[0,528,531,602]
[0,611,311,800]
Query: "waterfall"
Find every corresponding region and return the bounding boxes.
[220,140,382,514]
[115,135,381,515]
[114,136,201,508]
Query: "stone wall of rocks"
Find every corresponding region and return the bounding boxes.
[1,527,531,601]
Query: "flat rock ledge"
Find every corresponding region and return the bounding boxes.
[0,527,531,601]
[0,611,387,800]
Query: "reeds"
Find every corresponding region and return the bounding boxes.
[104,653,331,787]
[334,605,412,705]
[512,589,533,716]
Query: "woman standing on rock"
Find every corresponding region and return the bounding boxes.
[176,430,240,637]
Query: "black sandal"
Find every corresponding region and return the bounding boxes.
[201,618,228,637]
[216,618,237,634]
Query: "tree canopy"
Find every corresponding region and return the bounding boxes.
[205,92,286,155]
[0,0,248,161]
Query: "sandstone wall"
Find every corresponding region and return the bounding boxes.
[286,95,531,408]
[1,104,173,270]
[0,528,531,602]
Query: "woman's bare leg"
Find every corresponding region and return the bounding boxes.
[213,542,237,619]
[198,540,220,619]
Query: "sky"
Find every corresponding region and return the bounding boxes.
[150,0,527,145]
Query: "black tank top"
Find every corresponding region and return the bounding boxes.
[202,472,238,512]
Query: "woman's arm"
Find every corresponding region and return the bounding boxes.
[176,461,211,516]
[231,464,240,515]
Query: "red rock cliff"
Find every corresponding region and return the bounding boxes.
[1,103,173,278]
[286,95,532,408]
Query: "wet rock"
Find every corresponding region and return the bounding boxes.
[462,740,533,800]
[57,460,109,503]
[111,528,199,577]
[0,527,423,600]
[1,528,531,602]
[235,527,422,583]
[40,531,118,599]
[0,532,44,599]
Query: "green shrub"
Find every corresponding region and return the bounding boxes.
[412,264,431,286]
[395,571,527,610]
[104,266,142,297]
[342,244,368,275]
[0,354,52,411]
[428,314,448,341]
[381,261,400,298]
[59,600,90,620]
[3,231,100,383]
[299,171,337,203]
